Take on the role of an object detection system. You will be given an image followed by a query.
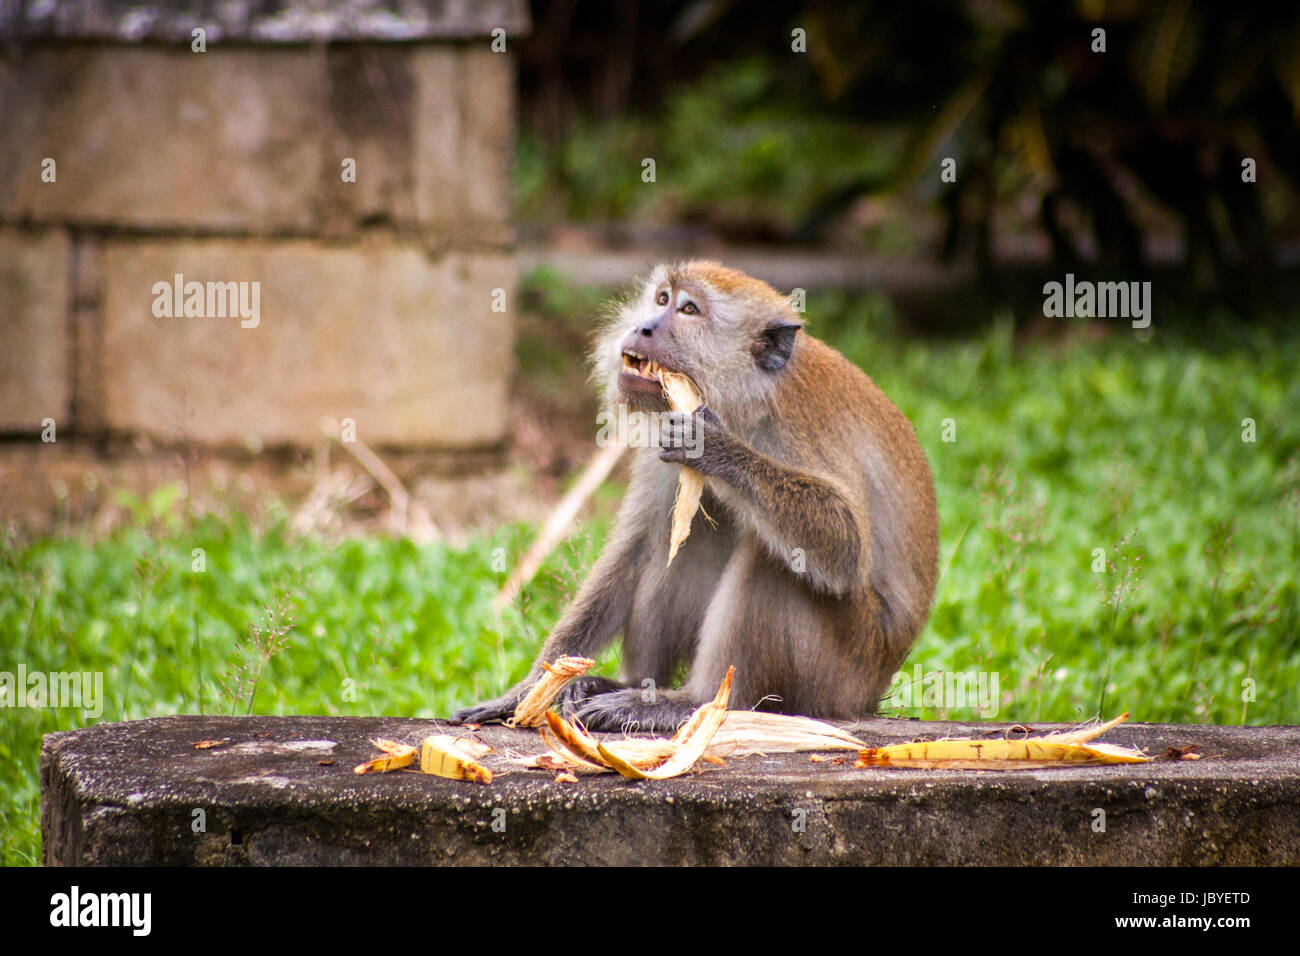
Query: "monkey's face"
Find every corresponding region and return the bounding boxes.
[594,262,804,427]
[615,278,710,409]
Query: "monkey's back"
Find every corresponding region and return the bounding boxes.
[774,333,939,657]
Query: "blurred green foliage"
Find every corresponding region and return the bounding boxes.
[519,1,1300,287]
[517,58,900,234]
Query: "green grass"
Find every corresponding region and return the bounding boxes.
[3,289,1298,865]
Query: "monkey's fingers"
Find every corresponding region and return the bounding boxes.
[558,675,628,716]
[449,698,518,726]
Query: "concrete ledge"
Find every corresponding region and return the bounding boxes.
[41,715,1300,866]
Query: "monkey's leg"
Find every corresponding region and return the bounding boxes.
[449,522,650,726]
[684,538,872,719]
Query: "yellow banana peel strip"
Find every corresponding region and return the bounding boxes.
[671,692,713,745]
[855,713,1149,770]
[708,711,867,755]
[528,668,869,774]
[543,710,610,767]
[537,726,610,774]
[1044,711,1130,744]
[353,738,417,774]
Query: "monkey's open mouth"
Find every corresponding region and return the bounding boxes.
[621,349,668,382]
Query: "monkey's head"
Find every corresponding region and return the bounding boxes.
[594,261,803,427]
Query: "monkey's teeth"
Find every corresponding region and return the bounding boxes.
[622,351,665,380]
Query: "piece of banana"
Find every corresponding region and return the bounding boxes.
[420,735,494,784]
[659,370,706,566]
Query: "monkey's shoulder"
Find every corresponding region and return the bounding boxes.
[785,336,920,439]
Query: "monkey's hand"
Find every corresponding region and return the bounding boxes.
[450,676,624,726]
[662,405,867,596]
[448,685,529,726]
[658,406,725,470]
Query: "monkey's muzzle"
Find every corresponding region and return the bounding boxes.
[621,349,667,381]
[620,349,675,400]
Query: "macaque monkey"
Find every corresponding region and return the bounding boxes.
[450,261,938,733]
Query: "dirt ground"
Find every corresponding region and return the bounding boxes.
[0,376,611,546]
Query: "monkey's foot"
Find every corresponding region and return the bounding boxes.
[565,687,700,735]
[558,675,628,715]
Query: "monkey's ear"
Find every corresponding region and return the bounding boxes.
[754,321,802,371]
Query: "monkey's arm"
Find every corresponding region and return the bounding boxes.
[662,410,866,596]
[448,517,649,725]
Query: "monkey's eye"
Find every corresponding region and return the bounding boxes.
[680,301,699,316]
[656,290,670,306]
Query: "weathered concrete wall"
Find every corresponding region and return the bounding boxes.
[100,240,513,447]
[0,228,70,430]
[0,0,526,451]
[41,715,1300,866]
[0,45,515,237]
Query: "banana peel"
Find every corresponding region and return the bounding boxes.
[598,693,730,779]
[542,711,610,768]
[527,668,875,775]
[535,668,735,780]
[353,738,417,774]
[855,713,1150,770]
[659,371,707,566]
[507,655,596,728]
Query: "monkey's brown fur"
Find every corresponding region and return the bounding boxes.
[451,261,939,732]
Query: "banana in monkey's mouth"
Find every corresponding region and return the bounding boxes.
[621,349,667,381]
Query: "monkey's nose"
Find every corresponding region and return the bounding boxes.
[636,313,666,338]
